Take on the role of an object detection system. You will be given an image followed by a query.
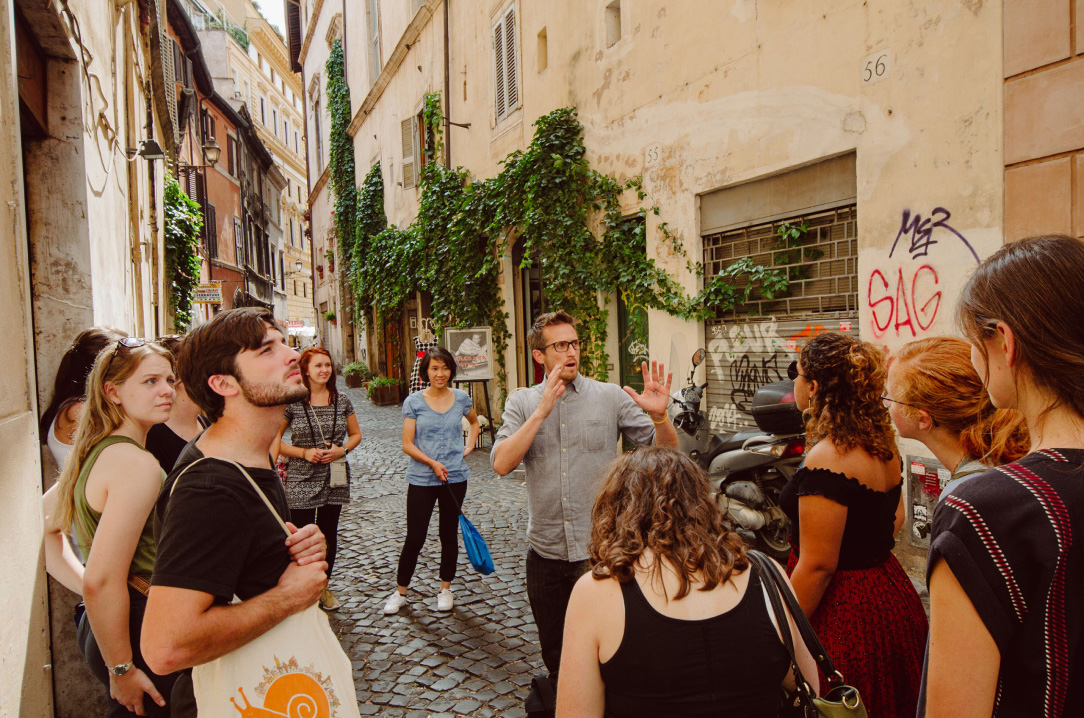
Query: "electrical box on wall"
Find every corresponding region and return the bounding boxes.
[906,455,952,549]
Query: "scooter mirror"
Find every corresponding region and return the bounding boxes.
[691,348,706,368]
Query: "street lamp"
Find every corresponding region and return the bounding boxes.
[285,258,306,276]
[202,136,221,167]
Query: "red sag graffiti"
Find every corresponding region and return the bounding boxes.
[868,264,941,339]
[866,208,977,339]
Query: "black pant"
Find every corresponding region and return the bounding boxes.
[77,587,178,718]
[396,481,468,587]
[291,504,343,578]
[526,547,590,678]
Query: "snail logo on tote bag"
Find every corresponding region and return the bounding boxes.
[228,656,343,717]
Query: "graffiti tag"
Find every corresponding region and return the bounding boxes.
[729,353,784,412]
[890,207,980,263]
[868,264,941,339]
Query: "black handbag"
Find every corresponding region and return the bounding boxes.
[747,551,868,718]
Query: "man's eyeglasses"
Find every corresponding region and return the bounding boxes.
[103,337,147,379]
[786,361,807,381]
[541,340,580,353]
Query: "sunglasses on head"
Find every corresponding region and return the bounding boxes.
[103,337,148,379]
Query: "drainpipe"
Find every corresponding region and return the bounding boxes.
[145,84,161,337]
[443,0,451,168]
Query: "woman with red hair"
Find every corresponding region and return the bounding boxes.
[885,337,1029,497]
[274,347,362,611]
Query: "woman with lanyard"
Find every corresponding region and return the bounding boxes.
[274,347,361,611]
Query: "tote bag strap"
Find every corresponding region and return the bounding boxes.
[748,551,817,703]
[171,456,291,539]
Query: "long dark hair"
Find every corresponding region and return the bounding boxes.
[958,234,1084,423]
[590,447,748,601]
[800,332,897,461]
[40,326,128,436]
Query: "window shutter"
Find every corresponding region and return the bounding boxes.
[494,20,506,120]
[504,7,518,111]
[172,41,184,87]
[401,117,416,189]
[206,204,218,258]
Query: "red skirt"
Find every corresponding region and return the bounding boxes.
[786,551,927,718]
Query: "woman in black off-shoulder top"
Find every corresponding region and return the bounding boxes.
[780,333,927,718]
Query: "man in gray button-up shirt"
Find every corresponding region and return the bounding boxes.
[492,311,677,690]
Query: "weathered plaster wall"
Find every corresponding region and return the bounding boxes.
[353,0,1003,379]
[0,2,52,714]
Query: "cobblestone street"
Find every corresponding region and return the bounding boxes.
[329,382,539,717]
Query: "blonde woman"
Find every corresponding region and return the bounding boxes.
[42,338,177,717]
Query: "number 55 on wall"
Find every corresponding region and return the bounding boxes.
[861,49,891,86]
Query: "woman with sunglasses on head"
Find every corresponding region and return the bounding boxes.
[144,335,209,474]
[884,337,1029,499]
[273,347,362,612]
[384,346,480,615]
[781,333,927,718]
[922,236,1084,718]
[41,338,179,717]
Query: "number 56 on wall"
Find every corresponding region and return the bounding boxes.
[861,49,891,85]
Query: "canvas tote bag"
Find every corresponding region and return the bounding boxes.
[171,458,360,718]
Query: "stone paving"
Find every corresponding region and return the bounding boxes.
[328,382,540,717]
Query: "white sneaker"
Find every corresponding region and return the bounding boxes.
[437,589,454,612]
[383,591,407,615]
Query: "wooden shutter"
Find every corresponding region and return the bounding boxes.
[172,40,185,87]
[401,117,416,189]
[493,18,506,120]
[504,7,518,111]
[206,204,218,258]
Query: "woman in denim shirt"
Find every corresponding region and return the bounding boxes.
[385,346,480,614]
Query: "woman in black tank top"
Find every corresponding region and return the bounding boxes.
[556,447,818,718]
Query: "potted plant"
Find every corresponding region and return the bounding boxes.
[342,361,371,389]
[367,376,402,406]
[324,310,337,324]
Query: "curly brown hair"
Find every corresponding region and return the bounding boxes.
[800,332,896,461]
[589,447,749,600]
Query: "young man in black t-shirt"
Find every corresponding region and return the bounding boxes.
[140,308,329,715]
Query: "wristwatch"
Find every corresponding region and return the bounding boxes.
[108,661,134,677]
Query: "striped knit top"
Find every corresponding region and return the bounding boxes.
[921,448,1084,717]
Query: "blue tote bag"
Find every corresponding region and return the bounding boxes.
[445,484,495,575]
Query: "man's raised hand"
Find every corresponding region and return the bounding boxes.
[623,360,673,420]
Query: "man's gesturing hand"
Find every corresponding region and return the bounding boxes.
[623,360,673,421]
[535,362,568,419]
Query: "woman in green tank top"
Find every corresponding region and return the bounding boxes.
[42,337,177,717]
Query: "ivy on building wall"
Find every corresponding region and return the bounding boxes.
[325,39,357,311]
[163,178,204,329]
[333,97,789,405]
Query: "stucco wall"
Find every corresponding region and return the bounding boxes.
[0,2,52,714]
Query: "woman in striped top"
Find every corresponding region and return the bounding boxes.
[922,235,1084,718]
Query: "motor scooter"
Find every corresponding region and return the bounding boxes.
[669,349,805,561]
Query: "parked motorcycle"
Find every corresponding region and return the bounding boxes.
[669,348,805,561]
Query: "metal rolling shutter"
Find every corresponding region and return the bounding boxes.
[702,206,859,436]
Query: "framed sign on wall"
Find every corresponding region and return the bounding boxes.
[446,327,493,381]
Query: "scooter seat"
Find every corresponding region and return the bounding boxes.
[708,429,763,461]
